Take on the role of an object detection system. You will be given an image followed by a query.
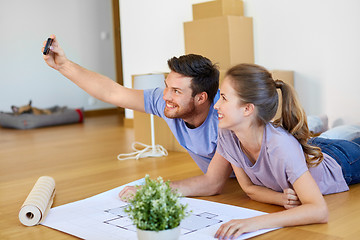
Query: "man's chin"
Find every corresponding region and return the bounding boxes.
[164,113,176,119]
[164,110,178,119]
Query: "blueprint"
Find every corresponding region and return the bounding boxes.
[41,178,279,239]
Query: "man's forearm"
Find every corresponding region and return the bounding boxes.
[170,175,225,197]
[58,60,119,103]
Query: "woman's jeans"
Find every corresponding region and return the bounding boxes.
[309,137,360,185]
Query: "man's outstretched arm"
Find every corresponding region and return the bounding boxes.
[42,34,145,112]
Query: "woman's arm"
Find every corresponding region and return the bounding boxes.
[234,166,300,208]
[215,171,328,239]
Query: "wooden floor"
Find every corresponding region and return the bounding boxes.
[1,114,360,240]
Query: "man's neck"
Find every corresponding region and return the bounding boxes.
[183,102,212,129]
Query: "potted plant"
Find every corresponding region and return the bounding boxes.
[124,175,188,240]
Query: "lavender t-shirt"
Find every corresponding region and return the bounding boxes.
[217,123,349,195]
[144,88,219,173]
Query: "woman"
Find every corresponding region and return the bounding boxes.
[213,63,360,239]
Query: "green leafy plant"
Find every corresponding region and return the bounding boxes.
[124,175,188,231]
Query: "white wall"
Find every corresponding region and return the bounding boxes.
[0,0,116,112]
[245,0,360,127]
[119,0,208,118]
[120,0,360,126]
[2,0,358,127]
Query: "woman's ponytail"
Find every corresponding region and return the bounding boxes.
[273,80,323,167]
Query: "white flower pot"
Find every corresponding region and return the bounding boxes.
[137,226,181,240]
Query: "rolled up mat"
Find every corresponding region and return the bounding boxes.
[19,176,56,226]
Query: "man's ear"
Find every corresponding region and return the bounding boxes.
[243,103,255,116]
[195,92,208,105]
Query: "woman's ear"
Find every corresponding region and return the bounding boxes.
[243,103,255,116]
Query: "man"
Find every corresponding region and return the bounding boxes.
[42,34,223,174]
[43,35,234,200]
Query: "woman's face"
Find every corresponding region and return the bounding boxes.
[214,77,245,131]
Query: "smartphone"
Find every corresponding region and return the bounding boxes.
[43,38,53,55]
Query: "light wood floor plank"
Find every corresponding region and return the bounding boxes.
[1,114,359,239]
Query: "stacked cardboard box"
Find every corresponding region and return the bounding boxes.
[192,0,244,20]
[184,0,254,79]
[186,0,294,119]
[132,0,294,152]
[270,70,294,120]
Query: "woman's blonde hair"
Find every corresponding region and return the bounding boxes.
[226,63,323,167]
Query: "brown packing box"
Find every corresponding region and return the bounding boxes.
[184,16,254,70]
[132,74,186,153]
[219,69,227,86]
[270,70,294,119]
[271,70,294,86]
[192,0,244,20]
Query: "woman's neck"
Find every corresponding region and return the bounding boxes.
[234,123,265,164]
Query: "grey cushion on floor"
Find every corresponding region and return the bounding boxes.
[307,115,328,135]
[0,106,84,129]
[320,124,360,141]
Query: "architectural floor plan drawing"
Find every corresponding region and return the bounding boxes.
[103,204,224,235]
[41,179,279,239]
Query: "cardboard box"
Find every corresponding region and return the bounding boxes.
[219,69,227,86]
[184,16,254,70]
[271,70,294,86]
[270,70,294,120]
[192,0,244,20]
[131,72,168,89]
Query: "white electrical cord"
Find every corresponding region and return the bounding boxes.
[117,114,168,160]
[117,141,168,160]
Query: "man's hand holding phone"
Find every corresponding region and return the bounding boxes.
[42,34,67,71]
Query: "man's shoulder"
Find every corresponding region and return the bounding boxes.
[143,88,165,116]
[144,88,164,101]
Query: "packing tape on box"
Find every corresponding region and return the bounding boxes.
[19,176,56,226]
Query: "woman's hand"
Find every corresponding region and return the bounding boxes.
[214,218,259,240]
[282,188,301,209]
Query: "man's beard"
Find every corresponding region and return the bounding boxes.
[163,100,195,120]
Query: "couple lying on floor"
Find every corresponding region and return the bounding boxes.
[43,36,360,239]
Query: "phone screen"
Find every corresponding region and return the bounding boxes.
[43,38,53,55]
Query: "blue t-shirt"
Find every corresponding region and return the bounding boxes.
[144,88,219,173]
[216,123,349,195]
